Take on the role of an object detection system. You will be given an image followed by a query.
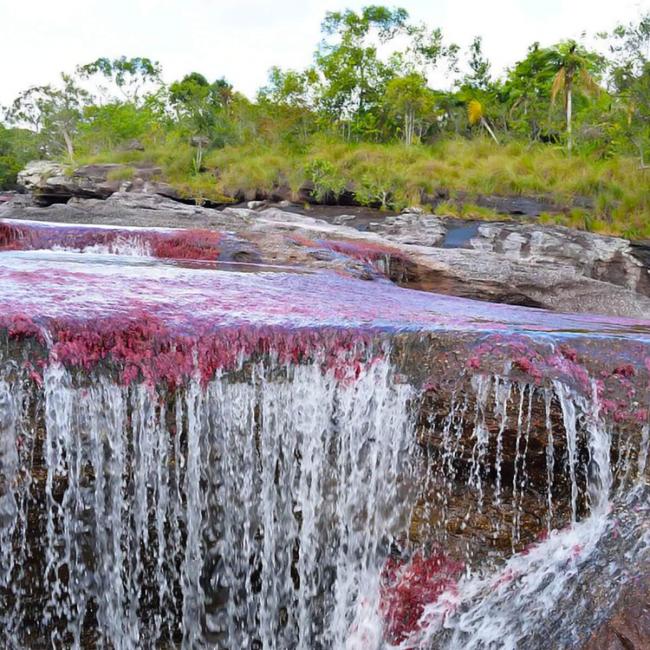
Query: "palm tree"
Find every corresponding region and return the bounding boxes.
[467,99,499,144]
[550,41,601,153]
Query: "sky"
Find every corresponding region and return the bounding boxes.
[0,0,648,106]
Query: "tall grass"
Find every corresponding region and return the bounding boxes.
[75,134,650,237]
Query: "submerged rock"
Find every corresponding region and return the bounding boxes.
[583,572,650,650]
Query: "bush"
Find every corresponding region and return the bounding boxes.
[304,159,346,202]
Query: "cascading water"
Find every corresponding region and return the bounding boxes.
[0,221,649,649]
[0,356,420,648]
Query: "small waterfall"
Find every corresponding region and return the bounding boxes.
[0,357,419,648]
[0,340,648,648]
[379,376,648,650]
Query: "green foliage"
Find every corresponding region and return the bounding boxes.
[384,73,436,144]
[0,125,40,189]
[305,159,346,202]
[76,56,162,104]
[4,74,89,160]
[315,6,409,136]
[602,13,650,165]
[3,6,650,236]
[77,102,161,153]
[434,200,502,220]
[106,166,136,182]
[462,36,493,91]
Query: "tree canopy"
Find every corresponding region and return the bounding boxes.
[1,6,648,188]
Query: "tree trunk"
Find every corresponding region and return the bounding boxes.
[61,128,75,162]
[566,86,573,154]
[404,109,415,146]
[481,118,499,145]
[193,142,204,174]
[634,139,649,170]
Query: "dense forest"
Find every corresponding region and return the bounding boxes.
[1,7,649,236]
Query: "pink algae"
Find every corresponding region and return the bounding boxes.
[289,233,406,273]
[2,221,650,412]
[0,219,224,261]
[151,229,223,261]
[0,223,26,250]
[21,310,376,389]
[613,364,635,378]
[380,550,463,644]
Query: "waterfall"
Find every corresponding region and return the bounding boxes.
[0,347,647,649]
[0,357,420,648]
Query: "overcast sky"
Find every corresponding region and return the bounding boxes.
[1,0,648,105]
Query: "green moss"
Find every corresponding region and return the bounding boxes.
[106,166,136,182]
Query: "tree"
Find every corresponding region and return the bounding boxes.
[258,67,317,109]
[257,67,318,143]
[4,74,89,161]
[315,6,409,138]
[602,13,650,166]
[399,23,460,77]
[78,101,161,152]
[384,73,435,144]
[549,41,603,153]
[76,56,162,105]
[0,124,40,189]
[501,43,558,140]
[463,36,493,91]
[169,73,235,171]
[467,99,499,143]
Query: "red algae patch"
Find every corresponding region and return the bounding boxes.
[150,229,223,261]
[0,219,227,261]
[47,315,375,388]
[0,222,26,250]
[2,224,650,409]
[289,232,407,274]
[380,550,464,644]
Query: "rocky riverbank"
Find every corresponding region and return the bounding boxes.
[3,161,650,319]
[1,163,649,648]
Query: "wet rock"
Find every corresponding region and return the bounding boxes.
[0,209,648,648]
[473,194,565,216]
[0,192,17,204]
[582,572,650,650]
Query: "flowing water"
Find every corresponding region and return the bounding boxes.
[0,221,649,649]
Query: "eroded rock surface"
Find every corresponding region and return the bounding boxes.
[17,160,181,205]
[583,572,650,650]
[0,196,648,648]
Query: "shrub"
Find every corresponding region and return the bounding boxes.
[304,159,346,202]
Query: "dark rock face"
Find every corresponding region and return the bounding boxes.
[17,159,597,219]
[16,161,181,205]
[583,573,650,650]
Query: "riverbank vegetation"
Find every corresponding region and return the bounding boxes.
[1,7,649,236]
